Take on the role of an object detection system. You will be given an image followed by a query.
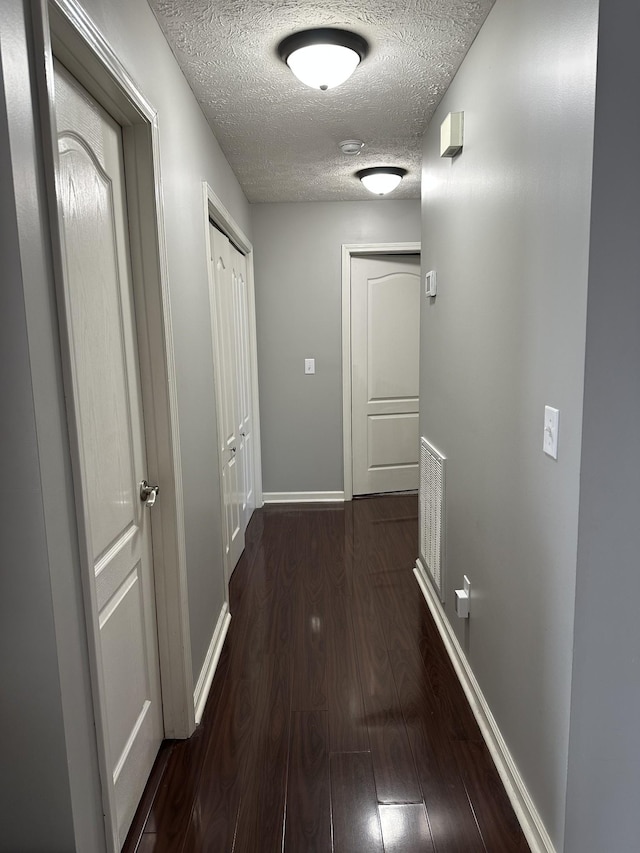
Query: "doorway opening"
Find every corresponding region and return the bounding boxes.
[342,243,421,501]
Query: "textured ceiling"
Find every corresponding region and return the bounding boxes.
[148,0,495,202]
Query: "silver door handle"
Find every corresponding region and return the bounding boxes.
[140,480,160,507]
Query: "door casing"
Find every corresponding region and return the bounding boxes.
[33,1,195,848]
[342,242,421,501]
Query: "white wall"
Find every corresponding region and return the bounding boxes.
[251,199,420,495]
[419,0,598,845]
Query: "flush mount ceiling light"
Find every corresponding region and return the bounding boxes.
[278,28,368,91]
[357,167,407,195]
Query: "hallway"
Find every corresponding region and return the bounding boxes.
[124,494,529,852]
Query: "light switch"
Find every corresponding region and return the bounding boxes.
[425,270,437,297]
[304,358,315,375]
[543,406,559,459]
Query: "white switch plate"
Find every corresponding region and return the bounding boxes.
[304,358,315,375]
[543,406,559,459]
[425,270,437,297]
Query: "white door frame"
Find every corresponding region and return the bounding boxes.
[203,182,263,591]
[33,0,195,846]
[342,242,421,501]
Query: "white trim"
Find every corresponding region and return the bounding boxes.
[413,562,556,853]
[204,184,252,255]
[263,491,345,504]
[342,242,421,501]
[193,604,231,725]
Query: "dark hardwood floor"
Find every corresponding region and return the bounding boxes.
[123,494,529,853]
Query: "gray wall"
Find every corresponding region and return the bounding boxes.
[251,199,420,495]
[0,30,76,851]
[0,0,251,847]
[565,2,640,850]
[0,175,75,853]
[419,0,598,845]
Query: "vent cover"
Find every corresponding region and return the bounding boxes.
[419,437,446,600]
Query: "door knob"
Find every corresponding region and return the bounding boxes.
[140,480,160,507]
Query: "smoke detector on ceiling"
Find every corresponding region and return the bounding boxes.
[339,139,365,155]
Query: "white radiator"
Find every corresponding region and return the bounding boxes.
[418,436,446,601]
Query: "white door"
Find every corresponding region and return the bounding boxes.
[351,254,421,495]
[54,62,163,846]
[209,225,247,575]
[229,245,255,532]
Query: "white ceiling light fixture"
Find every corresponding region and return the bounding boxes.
[357,167,407,195]
[278,28,368,91]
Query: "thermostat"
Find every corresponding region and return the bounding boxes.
[440,111,464,157]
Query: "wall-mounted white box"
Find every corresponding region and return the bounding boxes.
[440,111,464,157]
[455,575,471,618]
[455,588,470,618]
[425,270,437,297]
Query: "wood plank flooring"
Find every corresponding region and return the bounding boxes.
[123,494,529,853]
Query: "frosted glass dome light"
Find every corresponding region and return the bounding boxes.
[278,29,368,91]
[357,167,407,195]
[286,44,360,90]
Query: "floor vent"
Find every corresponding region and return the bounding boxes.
[419,436,446,601]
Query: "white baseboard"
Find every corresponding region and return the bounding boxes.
[262,491,345,504]
[193,603,231,725]
[414,560,556,853]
